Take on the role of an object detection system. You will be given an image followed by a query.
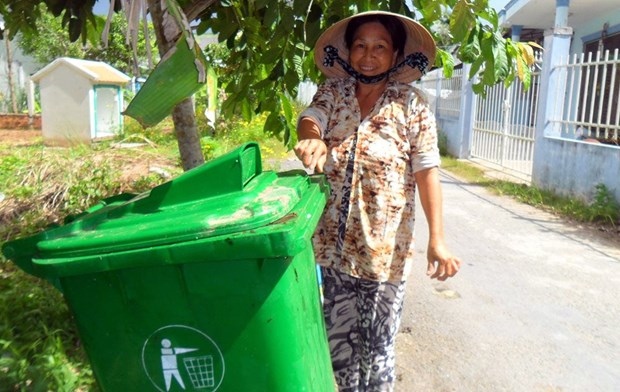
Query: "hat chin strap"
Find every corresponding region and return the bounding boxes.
[323,45,429,84]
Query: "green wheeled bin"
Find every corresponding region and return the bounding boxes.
[2,142,334,392]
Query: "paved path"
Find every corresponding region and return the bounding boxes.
[274,157,620,391]
[395,171,620,392]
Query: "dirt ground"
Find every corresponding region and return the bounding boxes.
[0,129,43,146]
[0,129,180,187]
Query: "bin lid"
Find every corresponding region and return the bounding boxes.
[4,143,311,260]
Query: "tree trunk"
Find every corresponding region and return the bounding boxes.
[146,0,204,171]
[5,29,18,113]
[142,4,154,70]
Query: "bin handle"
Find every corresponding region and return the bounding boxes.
[145,142,263,208]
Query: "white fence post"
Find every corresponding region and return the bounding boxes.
[457,64,475,159]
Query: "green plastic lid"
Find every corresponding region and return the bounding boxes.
[3,143,315,262]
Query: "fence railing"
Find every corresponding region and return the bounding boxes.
[417,68,463,119]
[556,48,620,146]
[470,61,542,182]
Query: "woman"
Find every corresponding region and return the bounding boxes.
[294,11,462,392]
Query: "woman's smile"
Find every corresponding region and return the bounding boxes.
[348,22,398,77]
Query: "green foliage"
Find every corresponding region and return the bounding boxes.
[196,0,420,147]
[17,4,155,76]
[121,116,178,146]
[589,184,620,226]
[491,181,620,226]
[0,0,113,43]
[0,263,97,391]
[202,112,291,162]
[0,87,31,114]
[17,7,87,63]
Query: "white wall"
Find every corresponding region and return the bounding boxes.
[535,139,620,202]
[39,66,92,145]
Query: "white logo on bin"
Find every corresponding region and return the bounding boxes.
[142,325,225,391]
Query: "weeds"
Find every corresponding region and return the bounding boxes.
[0,263,95,391]
[201,113,290,161]
[589,184,619,225]
[0,132,179,391]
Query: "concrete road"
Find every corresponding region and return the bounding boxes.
[395,171,620,392]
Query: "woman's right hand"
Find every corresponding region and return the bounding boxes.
[294,138,327,173]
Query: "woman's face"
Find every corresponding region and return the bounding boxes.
[348,21,398,78]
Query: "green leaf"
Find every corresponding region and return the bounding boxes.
[472,82,486,97]
[435,49,454,78]
[47,0,66,16]
[241,98,253,122]
[414,0,442,21]
[450,0,475,42]
[68,16,81,42]
[124,0,208,127]
[207,8,238,42]
[264,2,279,28]
[493,33,509,81]
[477,7,498,29]
[459,24,481,63]
[269,60,285,80]
[469,55,485,80]
[264,111,285,136]
[260,47,281,65]
[293,54,304,80]
[293,0,312,15]
[280,92,294,121]
[242,17,264,48]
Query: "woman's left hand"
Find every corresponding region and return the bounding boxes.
[426,241,461,281]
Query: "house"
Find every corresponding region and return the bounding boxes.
[500,0,620,143]
[31,57,130,146]
[499,0,620,56]
[419,0,620,203]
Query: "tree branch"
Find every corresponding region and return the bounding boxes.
[182,0,218,21]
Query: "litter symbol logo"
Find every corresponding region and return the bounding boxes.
[142,325,225,392]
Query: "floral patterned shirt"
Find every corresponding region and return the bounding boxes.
[300,77,440,282]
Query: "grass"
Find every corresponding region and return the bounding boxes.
[0,126,182,391]
[0,118,617,391]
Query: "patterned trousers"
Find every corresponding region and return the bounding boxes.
[320,266,407,392]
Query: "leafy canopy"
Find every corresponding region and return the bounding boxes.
[192,0,538,145]
[17,4,156,75]
[0,0,539,147]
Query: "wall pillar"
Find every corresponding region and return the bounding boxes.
[531,0,573,187]
[511,25,523,42]
[555,0,570,28]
